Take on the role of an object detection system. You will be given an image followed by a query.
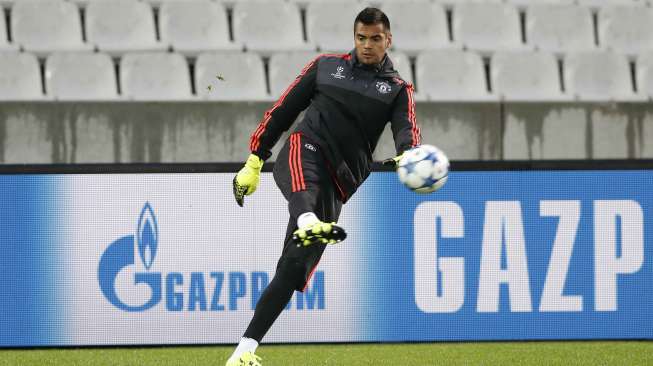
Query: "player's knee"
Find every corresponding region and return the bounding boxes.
[276,258,307,287]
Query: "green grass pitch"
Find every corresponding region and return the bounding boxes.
[1,341,651,365]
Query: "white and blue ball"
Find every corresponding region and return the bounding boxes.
[397,144,449,194]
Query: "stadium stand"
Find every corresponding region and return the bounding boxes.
[381,0,450,54]
[120,52,192,100]
[598,5,653,55]
[637,52,653,99]
[195,52,269,101]
[452,2,523,53]
[491,50,569,101]
[45,52,118,100]
[268,51,319,98]
[159,0,241,55]
[416,49,496,101]
[564,51,645,101]
[11,0,92,55]
[86,0,165,55]
[0,51,43,100]
[526,4,595,53]
[232,2,311,53]
[306,1,361,52]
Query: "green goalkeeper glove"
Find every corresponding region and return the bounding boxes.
[233,154,264,207]
[382,153,404,169]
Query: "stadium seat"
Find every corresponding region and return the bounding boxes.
[195,52,268,100]
[45,52,118,100]
[306,1,362,52]
[564,51,643,101]
[11,0,92,55]
[637,52,653,99]
[120,52,192,100]
[159,0,240,55]
[0,52,43,100]
[381,0,450,54]
[232,2,312,53]
[416,49,495,101]
[453,2,523,52]
[268,51,319,98]
[506,0,574,9]
[577,0,647,8]
[492,50,569,101]
[387,51,412,85]
[526,4,595,53]
[86,0,166,55]
[598,5,653,55]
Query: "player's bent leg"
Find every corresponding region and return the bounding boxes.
[226,351,262,366]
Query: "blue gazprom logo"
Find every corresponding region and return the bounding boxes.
[98,202,325,312]
[98,202,161,311]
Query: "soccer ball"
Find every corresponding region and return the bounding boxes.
[397,145,449,194]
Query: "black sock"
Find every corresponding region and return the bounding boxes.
[243,272,296,342]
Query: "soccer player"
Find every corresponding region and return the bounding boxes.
[227,7,421,366]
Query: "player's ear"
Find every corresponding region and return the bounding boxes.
[386,32,392,49]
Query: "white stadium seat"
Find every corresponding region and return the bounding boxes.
[11,0,92,55]
[506,0,574,9]
[416,49,494,101]
[492,50,568,101]
[195,52,268,100]
[564,51,642,101]
[0,52,43,100]
[578,0,647,8]
[232,2,311,53]
[86,0,165,55]
[527,4,595,53]
[453,2,523,52]
[598,5,653,55]
[268,51,319,98]
[45,52,118,100]
[387,51,412,85]
[159,0,240,55]
[305,1,362,53]
[382,0,450,54]
[637,52,653,99]
[120,52,192,100]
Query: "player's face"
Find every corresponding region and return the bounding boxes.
[354,22,391,65]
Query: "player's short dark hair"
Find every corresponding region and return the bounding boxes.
[354,7,391,33]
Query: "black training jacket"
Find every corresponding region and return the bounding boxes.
[249,50,421,203]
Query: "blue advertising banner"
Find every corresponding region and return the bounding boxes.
[0,167,650,346]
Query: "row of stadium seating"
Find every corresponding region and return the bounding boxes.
[1,49,651,101]
[1,0,652,56]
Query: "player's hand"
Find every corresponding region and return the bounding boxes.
[382,153,403,169]
[233,154,264,207]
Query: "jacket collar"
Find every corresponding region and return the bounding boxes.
[349,50,399,78]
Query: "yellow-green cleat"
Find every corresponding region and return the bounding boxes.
[292,221,347,246]
[226,351,262,366]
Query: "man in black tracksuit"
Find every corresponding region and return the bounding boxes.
[227,7,421,365]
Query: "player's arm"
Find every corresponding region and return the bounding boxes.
[233,57,319,206]
[249,58,319,161]
[384,84,422,167]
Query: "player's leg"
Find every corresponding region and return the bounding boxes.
[229,134,341,358]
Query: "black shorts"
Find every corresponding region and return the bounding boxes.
[273,132,342,291]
